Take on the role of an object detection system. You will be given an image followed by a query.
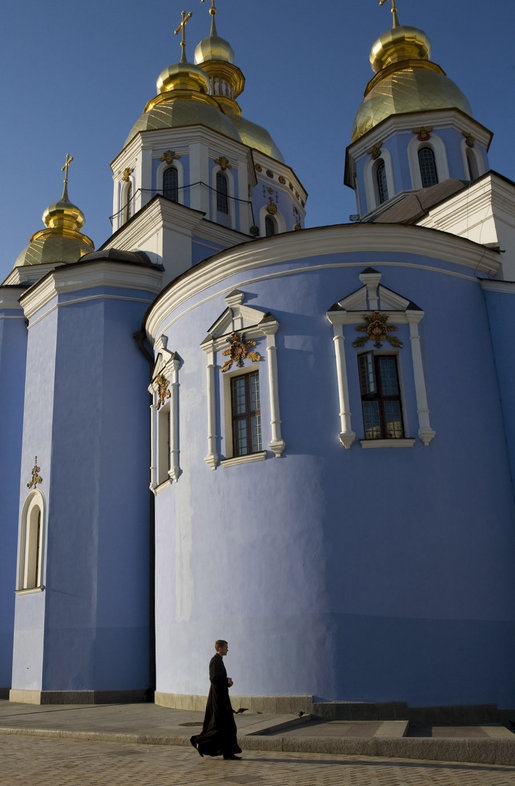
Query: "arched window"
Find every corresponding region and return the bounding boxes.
[163,167,178,202]
[265,215,276,237]
[375,159,389,204]
[466,149,479,181]
[418,146,438,188]
[216,172,229,214]
[18,493,44,591]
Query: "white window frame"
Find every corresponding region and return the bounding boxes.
[17,490,45,592]
[201,291,285,470]
[259,203,287,236]
[149,341,182,492]
[211,164,236,229]
[364,148,395,212]
[460,140,484,182]
[156,157,185,203]
[327,271,435,449]
[408,133,449,190]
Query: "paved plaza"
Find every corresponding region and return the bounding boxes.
[2,732,515,786]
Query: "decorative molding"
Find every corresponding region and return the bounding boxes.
[360,439,416,449]
[352,311,403,349]
[27,457,42,489]
[160,150,181,164]
[327,270,435,447]
[149,350,182,487]
[221,451,267,468]
[220,332,261,373]
[201,292,285,466]
[146,224,499,339]
[20,262,162,322]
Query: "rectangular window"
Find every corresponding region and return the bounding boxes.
[231,371,262,456]
[358,353,404,440]
[158,403,171,485]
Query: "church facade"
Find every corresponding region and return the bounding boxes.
[1,4,515,712]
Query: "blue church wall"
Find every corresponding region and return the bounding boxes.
[150,241,515,708]
[483,288,515,491]
[0,304,27,690]
[12,279,154,693]
[40,292,151,691]
[11,302,59,691]
[192,238,225,267]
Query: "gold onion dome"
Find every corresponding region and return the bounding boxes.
[125,6,283,162]
[351,19,472,142]
[15,179,94,268]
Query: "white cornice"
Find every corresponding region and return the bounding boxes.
[145,224,499,338]
[0,287,25,310]
[20,262,163,321]
[252,150,307,202]
[347,108,493,161]
[480,279,515,294]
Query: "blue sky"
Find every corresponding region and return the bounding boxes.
[1,0,513,282]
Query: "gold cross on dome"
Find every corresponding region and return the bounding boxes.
[174,10,193,61]
[61,153,74,185]
[379,0,399,27]
[201,0,216,16]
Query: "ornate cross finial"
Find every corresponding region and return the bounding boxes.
[174,10,193,63]
[379,0,399,28]
[61,154,74,185]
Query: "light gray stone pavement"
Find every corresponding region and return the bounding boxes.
[1,701,515,769]
[3,733,515,785]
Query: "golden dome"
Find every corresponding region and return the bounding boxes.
[15,183,94,268]
[232,116,284,162]
[195,33,234,65]
[351,24,472,142]
[125,97,241,148]
[157,61,210,95]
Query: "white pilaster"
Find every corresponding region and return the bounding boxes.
[332,325,356,448]
[262,321,285,457]
[407,312,436,446]
[204,343,219,469]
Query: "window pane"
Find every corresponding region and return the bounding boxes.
[418,146,438,188]
[363,401,381,439]
[235,419,249,455]
[378,356,399,396]
[251,413,262,452]
[358,353,376,395]
[265,216,276,236]
[232,377,247,415]
[163,167,178,201]
[216,172,229,214]
[384,400,403,438]
[376,160,388,204]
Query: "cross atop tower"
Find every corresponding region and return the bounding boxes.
[61,154,74,185]
[201,0,216,17]
[174,10,193,63]
[379,0,399,28]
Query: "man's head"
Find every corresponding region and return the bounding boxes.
[215,639,228,655]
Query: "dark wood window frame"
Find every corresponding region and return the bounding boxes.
[358,352,405,440]
[163,166,179,202]
[231,371,262,457]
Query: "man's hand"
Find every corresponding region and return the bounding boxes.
[227,677,233,687]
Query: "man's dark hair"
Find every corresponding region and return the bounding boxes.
[215,639,228,650]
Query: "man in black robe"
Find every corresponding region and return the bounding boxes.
[190,640,242,760]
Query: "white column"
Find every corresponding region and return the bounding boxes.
[262,322,285,457]
[407,312,435,446]
[332,324,356,448]
[168,355,181,481]
[204,343,219,469]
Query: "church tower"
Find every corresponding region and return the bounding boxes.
[108,1,306,287]
[345,1,492,219]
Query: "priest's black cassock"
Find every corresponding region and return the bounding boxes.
[190,653,242,758]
